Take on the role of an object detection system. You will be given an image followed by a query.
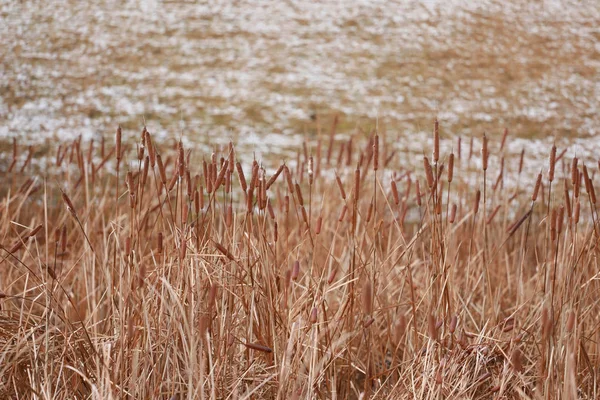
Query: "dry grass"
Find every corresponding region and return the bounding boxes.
[0,121,599,400]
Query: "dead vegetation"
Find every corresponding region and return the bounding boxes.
[0,118,598,399]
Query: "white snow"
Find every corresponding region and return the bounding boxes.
[0,0,599,165]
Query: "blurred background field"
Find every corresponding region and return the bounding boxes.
[1,0,599,155]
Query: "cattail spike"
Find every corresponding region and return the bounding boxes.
[448,153,454,183]
[449,203,457,223]
[61,191,77,216]
[571,157,578,185]
[473,190,481,215]
[423,157,434,189]
[116,126,122,161]
[362,280,373,315]
[482,133,489,171]
[532,172,543,202]
[518,148,525,175]
[433,118,439,163]
[548,144,557,182]
[391,179,400,205]
[500,128,509,151]
[291,260,300,281]
[335,173,346,200]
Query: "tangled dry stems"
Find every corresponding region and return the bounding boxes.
[0,121,599,399]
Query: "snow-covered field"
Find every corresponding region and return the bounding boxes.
[1,0,599,160]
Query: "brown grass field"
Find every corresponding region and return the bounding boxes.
[0,120,598,399]
[2,0,599,144]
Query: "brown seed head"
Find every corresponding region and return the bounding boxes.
[267,198,275,219]
[447,153,454,183]
[548,144,557,182]
[574,170,581,198]
[125,236,132,257]
[583,165,597,204]
[228,142,235,169]
[449,203,457,223]
[481,133,489,171]
[294,182,304,206]
[249,161,259,192]
[266,164,284,190]
[291,260,300,281]
[433,118,439,163]
[532,172,542,202]
[157,154,167,185]
[362,280,373,315]
[500,127,509,151]
[507,209,532,237]
[225,204,232,227]
[116,126,122,161]
[428,314,438,341]
[541,307,553,342]
[9,240,24,254]
[61,192,76,216]
[366,201,374,222]
[246,188,253,213]
[354,166,361,202]
[178,141,185,178]
[157,232,163,254]
[573,200,580,224]
[142,156,150,188]
[423,156,434,189]
[235,161,247,192]
[284,165,294,194]
[566,310,576,333]
[310,307,318,324]
[194,189,200,214]
[29,224,43,238]
[518,148,525,174]
[473,190,481,215]
[557,205,565,236]
[179,238,187,259]
[225,169,231,193]
[391,179,400,205]
[564,180,572,220]
[338,204,348,222]
[168,172,178,192]
[327,265,338,284]
[214,163,228,190]
[335,173,346,200]
[571,157,578,185]
[300,206,309,225]
[214,242,235,261]
[511,347,523,373]
[145,131,155,168]
[449,315,458,334]
[243,342,273,353]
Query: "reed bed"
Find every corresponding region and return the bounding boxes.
[0,121,598,399]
